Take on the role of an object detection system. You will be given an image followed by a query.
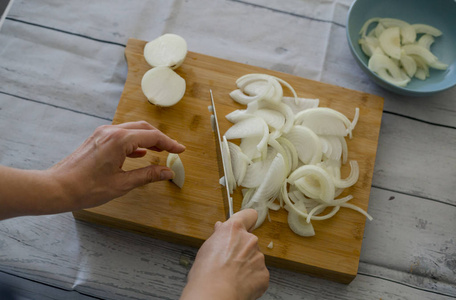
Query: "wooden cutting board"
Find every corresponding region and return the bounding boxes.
[73,38,384,284]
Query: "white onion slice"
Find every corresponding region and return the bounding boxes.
[232,74,283,104]
[228,141,251,186]
[277,137,299,171]
[254,109,285,131]
[249,153,287,205]
[286,201,315,237]
[320,136,343,161]
[283,125,322,165]
[225,109,255,124]
[294,107,352,137]
[141,66,186,107]
[143,34,187,69]
[379,18,410,28]
[411,24,442,37]
[400,25,416,45]
[282,96,319,114]
[225,117,269,156]
[379,27,401,60]
[241,147,277,188]
[268,137,291,175]
[221,136,236,194]
[288,165,335,203]
[340,203,373,221]
[166,153,185,188]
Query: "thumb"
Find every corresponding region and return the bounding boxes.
[214,221,223,231]
[122,165,174,190]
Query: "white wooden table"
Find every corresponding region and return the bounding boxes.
[0,1,455,299]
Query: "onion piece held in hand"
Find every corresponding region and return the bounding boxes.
[166,153,185,188]
[141,66,186,107]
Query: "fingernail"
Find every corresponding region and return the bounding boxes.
[160,170,174,180]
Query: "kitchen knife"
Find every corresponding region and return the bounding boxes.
[209,89,233,219]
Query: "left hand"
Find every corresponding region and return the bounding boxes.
[49,121,185,211]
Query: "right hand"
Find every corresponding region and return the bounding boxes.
[180,209,269,300]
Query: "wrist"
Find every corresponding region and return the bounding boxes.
[44,168,79,213]
[181,279,239,300]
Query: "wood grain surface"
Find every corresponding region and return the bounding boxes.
[73,38,384,283]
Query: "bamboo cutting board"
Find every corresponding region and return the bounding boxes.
[73,38,384,283]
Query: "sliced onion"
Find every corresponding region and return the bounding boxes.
[294,108,352,137]
[286,201,315,237]
[411,24,442,37]
[141,66,186,107]
[268,137,291,175]
[143,34,187,69]
[283,125,322,165]
[277,137,299,171]
[250,153,287,204]
[240,136,263,160]
[282,97,319,114]
[288,165,335,203]
[319,136,343,161]
[221,136,236,194]
[228,141,251,186]
[254,109,285,131]
[222,73,373,237]
[166,153,185,188]
[359,18,447,87]
[379,27,401,60]
[224,116,269,156]
[240,147,277,188]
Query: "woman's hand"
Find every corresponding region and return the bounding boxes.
[0,121,185,219]
[50,121,186,211]
[180,209,269,300]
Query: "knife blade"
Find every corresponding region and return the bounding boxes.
[209,89,233,219]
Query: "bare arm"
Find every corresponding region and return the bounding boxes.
[0,121,185,220]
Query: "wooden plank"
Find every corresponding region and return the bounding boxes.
[1,209,453,300]
[0,270,98,300]
[73,38,384,283]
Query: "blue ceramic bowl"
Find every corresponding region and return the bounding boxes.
[346,0,456,96]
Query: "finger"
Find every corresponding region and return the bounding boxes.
[214,221,223,231]
[230,208,258,233]
[128,130,186,154]
[121,165,174,190]
[127,148,147,158]
[116,121,156,130]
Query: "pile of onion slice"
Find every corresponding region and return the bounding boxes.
[221,73,372,237]
[358,18,447,87]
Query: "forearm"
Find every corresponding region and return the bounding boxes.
[0,166,68,220]
[180,281,237,300]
